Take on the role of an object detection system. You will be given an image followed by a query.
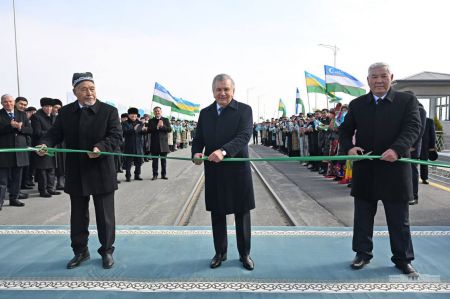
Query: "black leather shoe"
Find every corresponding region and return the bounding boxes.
[56,185,65,190]
[125,177,131,182]
[21,185,33,190]
[239,255,254,271]
[0,201,3,211]
[40,192,52,198]
[422,180,429,184]
[47,190,61,195]
[102,253,114,269]
[10,199,25,207]
[409,199,418,205]
[161,176,168,180]
[210,253,227,269]
[67,251,90,269]
[395,263,418,276]
[152,176,157,181]
[18,192,29,199]
[351,256,370,270]
[134,176,143,181]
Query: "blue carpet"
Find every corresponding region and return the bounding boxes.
[0,226,449,298]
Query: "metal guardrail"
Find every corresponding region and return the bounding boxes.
[436,131,446,151]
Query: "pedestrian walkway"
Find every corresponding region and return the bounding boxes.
[1,226,449,298]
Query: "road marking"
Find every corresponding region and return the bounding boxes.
[430,182,450,192]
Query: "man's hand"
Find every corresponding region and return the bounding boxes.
[208,149,224,163]
[157,119,164,129]
[88,146,101,159]
[193,153,204,165]
[10,120,22,130]
[348,146,365,156]
[380,148,398,162]
[36,144,48,156]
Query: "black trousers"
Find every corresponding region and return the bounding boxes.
[420,164,429,181]
[410,149,420,200]
[352,198,414,265]
[124,157,142,178]
[152,153,167,177]
[36,168,55,193]
[69,191,116,256]
[2,167,23,200]
[211,211,251,257]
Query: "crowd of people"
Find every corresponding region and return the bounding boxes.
[253,100,437,205]
[0,94,198,210]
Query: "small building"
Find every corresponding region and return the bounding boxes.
[392,71,450,121]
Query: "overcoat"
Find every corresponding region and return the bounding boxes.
[122,119,144,155]
[420,118,436,160]
[40,100,122,196]
[148,117,172,154]
[31,109,56,169]
[0,108,32,167]
[192,99,255,215]
[339,89,421,202]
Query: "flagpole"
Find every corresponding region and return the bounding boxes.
[306,92,311,113]
[13,0,21,96]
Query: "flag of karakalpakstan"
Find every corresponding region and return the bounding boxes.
[305,71,327,94]
[152,82,199,116]
[324,65,366,97]
[295,88,305,114]
[278,98,286,117]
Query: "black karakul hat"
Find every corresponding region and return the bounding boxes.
[52,98,63,106]
[121,113,129,118]
[127,107,139,115]
[429,151,438,161]
[40,97,54,107]
[25,106,37,112]
[72,72,94,87]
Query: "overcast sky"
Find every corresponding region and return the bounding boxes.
[1,0,449,119]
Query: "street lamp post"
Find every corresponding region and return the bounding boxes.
[246,86,256,105]
[257,94,265,121]
[318,43,339,67]
[13,0,21,96]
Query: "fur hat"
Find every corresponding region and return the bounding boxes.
[40,97,54,107]
[53,98,63,106]
[127,107,139,115]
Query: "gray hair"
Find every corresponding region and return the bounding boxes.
[368,62,391,76]
[212,74,235,91]
[1,94,13,103]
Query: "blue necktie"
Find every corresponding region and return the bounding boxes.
[8,112,14,119]
[218,107,222,116]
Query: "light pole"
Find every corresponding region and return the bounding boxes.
[318,43,339,67]
[13,0,21,96]
[257,94,265,121]
[246,86,256,105]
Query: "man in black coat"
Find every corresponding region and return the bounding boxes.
[148,106,171,180]
[38,72,122,270]
[419,117,437,185]
[122,107,146,181]
[0,94,32,210]
[31,97,61,198]
[339,63,421,276]
[192,74,255,271]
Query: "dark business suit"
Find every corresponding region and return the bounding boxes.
[192,99,255,256]
[410,104,426,201]
[420,118,437,181]
[41,100,122,255]
[148,117,171,177]
[339,89,420,264]
[0,109,32,206]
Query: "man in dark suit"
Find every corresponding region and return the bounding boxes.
[339,63,421,276]
[419,117,437,186]
[192,74,255,271]
[0,94,32,210]
[122,107,146,181]
[38,72,122,269]
[148,106,171,180]
[31,97,61,198]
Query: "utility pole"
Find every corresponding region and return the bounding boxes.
[318,43,339,67]
[13,0,21,96]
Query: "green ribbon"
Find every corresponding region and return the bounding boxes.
[0,147,449,169]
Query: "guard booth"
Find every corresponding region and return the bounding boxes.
[392,71,450,150]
